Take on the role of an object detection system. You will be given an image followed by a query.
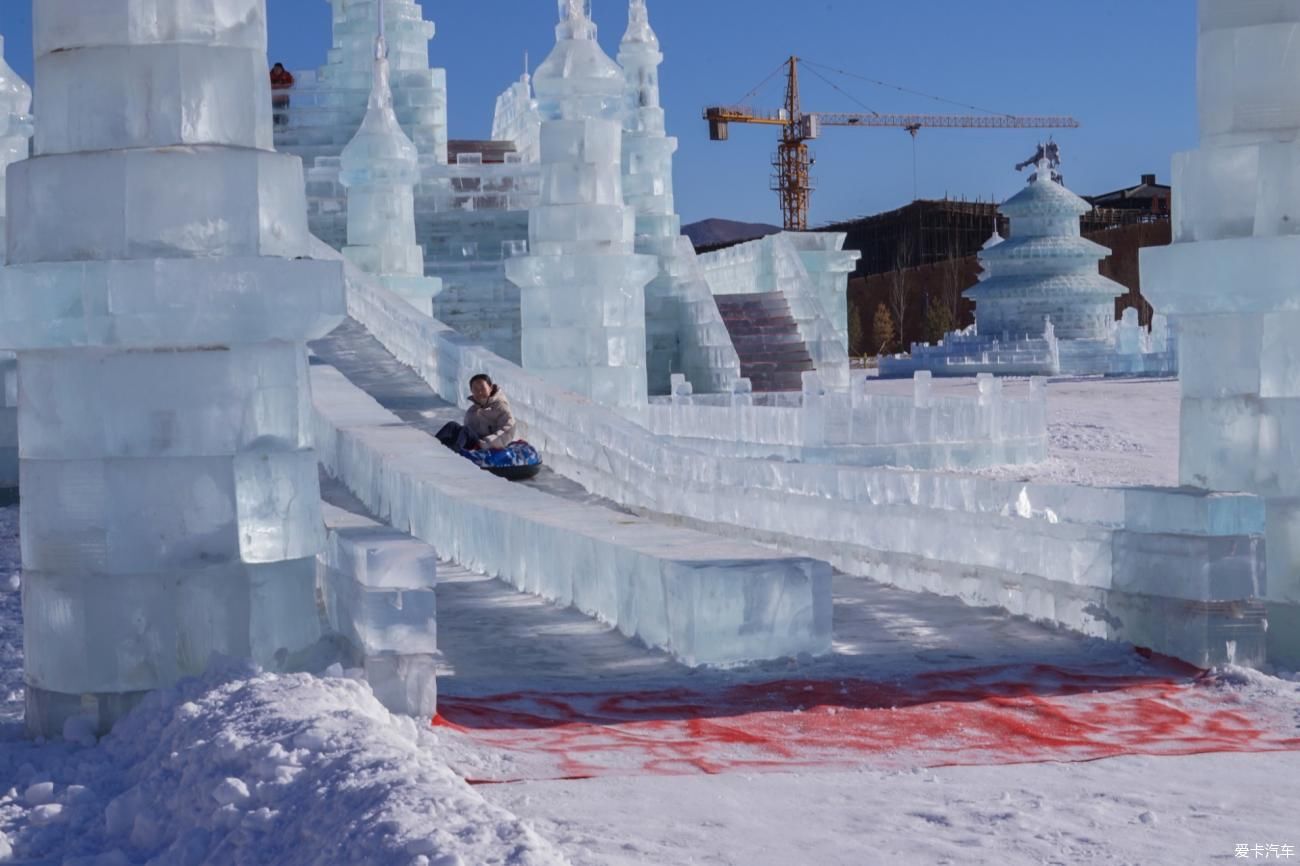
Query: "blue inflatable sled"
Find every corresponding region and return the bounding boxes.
[435,423,543,481]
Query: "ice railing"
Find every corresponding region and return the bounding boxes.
[636,370,1047,469]
[332,247,1265,664]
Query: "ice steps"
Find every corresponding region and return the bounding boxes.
[714,292,815,392]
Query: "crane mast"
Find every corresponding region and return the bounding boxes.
[704,56,1081,231]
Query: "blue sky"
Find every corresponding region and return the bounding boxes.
[0,1,1197,227]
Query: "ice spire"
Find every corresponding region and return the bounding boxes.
[558,0,596,39]
[623,0,659,48]
[339,0,441,311]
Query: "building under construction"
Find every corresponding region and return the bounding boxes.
[827,178,1170,278]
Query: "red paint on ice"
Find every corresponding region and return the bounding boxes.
[431,657,1300,782]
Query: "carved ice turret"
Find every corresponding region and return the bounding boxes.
[505,0,657,407]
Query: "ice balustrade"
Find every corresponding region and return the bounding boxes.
[335,246,1266,666]
[311,362,832,667]
[697,232,851,390]
[635,370,1047,469]
[318,502,439,717]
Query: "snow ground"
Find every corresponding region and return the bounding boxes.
[3,371,1298,865]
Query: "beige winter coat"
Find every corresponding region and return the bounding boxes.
[464,386,517,450]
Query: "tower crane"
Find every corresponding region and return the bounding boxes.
[704,56,1081,231]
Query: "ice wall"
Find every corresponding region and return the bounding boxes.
[0,0,346,737]
[1142,0,1300,665]
[618,0,741,396]
[505,0,657,408]
[339,19,442,312]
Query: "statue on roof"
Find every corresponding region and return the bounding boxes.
[1015,139,1062,183]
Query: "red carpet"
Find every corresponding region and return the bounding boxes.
[433,657,1300,782]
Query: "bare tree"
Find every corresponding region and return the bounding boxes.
[939,229,967,329]
[886,231,911,348]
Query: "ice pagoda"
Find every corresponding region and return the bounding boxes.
[882,144,1177,378]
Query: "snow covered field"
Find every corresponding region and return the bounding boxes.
[2,377,1298,865]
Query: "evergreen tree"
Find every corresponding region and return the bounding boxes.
[872,303,895,356]
[924,300,955,344]
[847,296,865,357]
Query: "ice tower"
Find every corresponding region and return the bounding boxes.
[968,149,1124,342]
[0,0,346,736]
[1142,0,1300,665]
[505,0,657,407]
[618,0,741,395]
[340,7,442,312]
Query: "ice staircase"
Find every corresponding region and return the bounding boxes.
[713,292,815,392]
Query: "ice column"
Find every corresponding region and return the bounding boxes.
[0,37,33,502]
[0,0,346,736]
[505,0,657,407]
[340,15,442,312]
[1142,0,1300,665]
[617,0,740,395]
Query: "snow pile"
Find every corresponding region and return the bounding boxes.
[0,661,570,866]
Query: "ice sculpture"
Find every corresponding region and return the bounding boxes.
[1141,0,1300,665]
[340,7,442,312]
[505,0,658,407]
[618,0,741,396]
[0,0,346,736]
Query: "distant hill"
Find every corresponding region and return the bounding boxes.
[682,218,782,250]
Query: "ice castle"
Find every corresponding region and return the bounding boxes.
[277,0,851,397]
[882,145,1178,378]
